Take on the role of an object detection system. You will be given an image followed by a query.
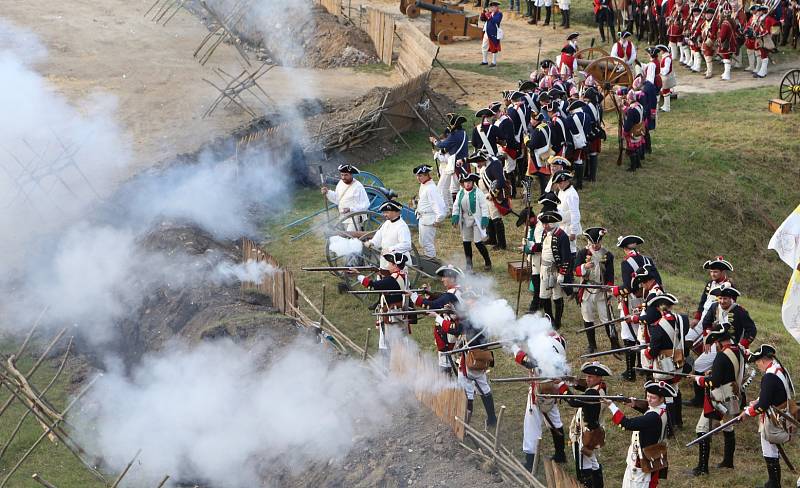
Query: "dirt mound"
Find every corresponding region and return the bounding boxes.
[263,402,507,487]
[105,224,302,369]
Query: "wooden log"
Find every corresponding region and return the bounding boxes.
[31,474,59,488]
[156,475,170,488]
[111,449,142,488]
[15,306,49,359]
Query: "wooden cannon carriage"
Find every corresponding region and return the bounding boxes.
[401,0,484,44]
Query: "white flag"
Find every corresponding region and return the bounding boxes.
[769,204,800,342]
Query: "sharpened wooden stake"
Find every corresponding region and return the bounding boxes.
[31,474,59,488]
[156,475,170,488]
[362,328,371,361]
[111,449,142,488]
[493,405,505,457]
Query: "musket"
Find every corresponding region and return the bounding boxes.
[280,205,337,230]
[492,375,576,383]
[302,266,379,272]
[319,165,330,220]
[634,367,695,378]
[372,308,452,317]
[573,315,633,333]
[561,283,615,290]
[771,406,800,429]
[348,289,427,295]
[442,340,509,355]
[539,393,646,402]
[581,343,647,358]
[535,38,543,74]
[686,415,742,446]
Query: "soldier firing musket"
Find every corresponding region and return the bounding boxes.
[572,227,617,354]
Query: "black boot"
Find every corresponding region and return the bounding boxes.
[691,434,710,476]
[529,275,541,312]
[476,242,492,271]
[671,389,683,429]
[564,9,570,28]
[592,465,604,488]
[481,392,498,429]
[485,219,497,246]
[717,431,735,468]
[542,299,553,323]
[573,162,584,189]
[599,23,606,43]
[584,321,598,353]
[764,456,781,487]
[544,6,551,25]
[621,340,636,381]
[627,153,636,172]
[553,298,564,330]
[579,469,594,488]
[466,398,474,424]
[550,427,567,463]
[644,131,652,154]
[588,154,599,181]
[524,452,535,472]
[463,241,473,271]
[560,9,566,26]
[493,218,507,250]
[684,376,704,406]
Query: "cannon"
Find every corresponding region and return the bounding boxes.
[403,0,484,44]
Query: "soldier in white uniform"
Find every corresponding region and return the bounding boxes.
[321,164,370,231]
[574,227,616,353]
[365,200,412,269]
[451,173,492,272]
[553,170,582,256]
[413,164,447,258]
[538,210,573,329]
[512,332,569,470]
[523,192,560,313]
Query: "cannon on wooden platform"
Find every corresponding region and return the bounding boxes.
[403,1,484,44]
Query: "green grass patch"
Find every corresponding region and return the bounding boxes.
[352,62,394,75]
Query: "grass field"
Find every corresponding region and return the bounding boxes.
[267,86,800,486]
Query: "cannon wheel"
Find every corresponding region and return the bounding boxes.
[779,69,800,106]
[405,4,420,18]
[586,56,633,112]
[437,30,453,45]
[576,47,609,61]
[324,210,422,288]
[353,171,383,188]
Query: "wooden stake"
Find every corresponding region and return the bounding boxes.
[156,475,170,488]
[493,405,506,456]
[321,284,327,319]
[31,474,59,488]
[111,449,142,488]
[15,306,49,359]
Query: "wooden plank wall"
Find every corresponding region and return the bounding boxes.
[241,238,297,317]
[389,339,467,440]
[396,21,439,80]
[364,6,395,65]
[315,0,342,16]
[382,72,429,132]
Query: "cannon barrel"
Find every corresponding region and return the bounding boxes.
[416,1,468,15]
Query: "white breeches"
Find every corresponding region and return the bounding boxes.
[622,443,656,487]
[760,419,781,458]
[459,368,491,400]
[693,345,718,373]
[523,396,563,453]
[581,291,611,323]
[419,224,437,257]
[539,265,565,299]
[437,172,459,209]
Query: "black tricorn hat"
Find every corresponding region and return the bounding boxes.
[552,170,573,183]
[337,163,360,174]
[435,264,464,278]
[382,252,408,268]
[631,264,658,288]
[645,46,659,56]
[489,101,504,113]
[378,200,403,212]
[583,227,607,244]
[538,210,563,224]
[568,99,589,112]
[460,173,481,183]
[446,112,467,129]
[549,155,572,169]
[540,59,554,69]
[538,191,561,207]
[475,107,495,118]
[567,32,580,40]
[618,31,632,39]
[705,327,732,345]
[516,207,534,227]
[413,164,433,175]
[645,380,677,398]
[710,284,741,299]
[467,150,489,164]
[646,292,678,308]
[616,235,644,248]
[510,90,526,101]
[703,256,733,272]
[519,80,537,91]
[581,361,612,377]
[747,344,777,363]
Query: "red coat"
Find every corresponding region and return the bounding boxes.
[700,18,719,56]
[717,18,738,55]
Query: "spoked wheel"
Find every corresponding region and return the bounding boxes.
[353,171,384,189]
[576,47,609,61]
[324,210,421,288]
[586,56,634,112]
[779,69,800,107]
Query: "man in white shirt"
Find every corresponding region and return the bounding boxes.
[321,164,370,231]
[553,170,581,256]
[413,164,447,258]
[610,31,637,69]
[366,200,413,269]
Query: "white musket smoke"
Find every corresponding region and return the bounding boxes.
[327,235,363,257]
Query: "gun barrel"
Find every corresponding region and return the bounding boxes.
[686,416,742,446]
[302,266,378,272]
[372,308,451,316]
[580,344,646,358]
[633,367,695,378]
[443,340,508,355]
[538,394,640,401]
[573,315,631,333]
[415,0,467,15]
[561,283,614,290]
[349,289,427,295]
[492,376,575,383]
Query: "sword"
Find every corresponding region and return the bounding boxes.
[491,375,577,383]
[580,344,647,359]
[686,416,743,447]
[634,367,695,378]
[442,340,509,355]
[372,308,451,317]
